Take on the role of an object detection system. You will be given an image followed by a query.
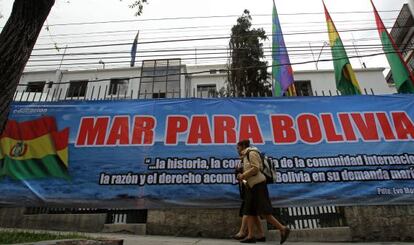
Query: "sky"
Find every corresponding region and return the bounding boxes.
[0,0,409,72]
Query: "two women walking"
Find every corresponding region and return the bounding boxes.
[234,139,290,244]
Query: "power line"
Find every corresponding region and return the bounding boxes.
[33,32,378,47]
[25,44,394,61]
[26,42,412,63]
[24,48,413,70]
[27,44,403,61]
[33,21,396,46]
[33,10,400,27]
[29,24,414,52]
[30,36,392,57]
[35,18,397,40]
[32,32,371,48]
[4,9,398,29]
[26,47,388,63]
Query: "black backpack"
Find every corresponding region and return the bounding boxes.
[246,149,277,184]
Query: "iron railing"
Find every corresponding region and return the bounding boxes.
[24,207,147,224]
[270,206,347,230]
[14,80,377,103]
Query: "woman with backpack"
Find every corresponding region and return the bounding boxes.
[236,139,290,244]
[232,154,266,242]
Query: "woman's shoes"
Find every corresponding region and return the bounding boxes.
[256,236,266,242]
[240,237,256,243]
[280,227,291,244]
[232,234,247,240]
[233,234,265,243]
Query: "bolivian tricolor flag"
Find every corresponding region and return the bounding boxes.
[323,1,362,95]
[0,116,70,180]
[371,0,414,93]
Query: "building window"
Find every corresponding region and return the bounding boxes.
[295,81,313,96]
[26,81,45,93]
[152,93,166,98]
[109,78,129,96]
[67,80,88,98]
[197,84,217,98]
[139,59,181,99]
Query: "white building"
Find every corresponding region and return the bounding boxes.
[16,59,396,102]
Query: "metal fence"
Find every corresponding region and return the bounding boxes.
[270,206,347,230]
[14,81,377,103]
[24,207,147,224]
[23,206,346,229]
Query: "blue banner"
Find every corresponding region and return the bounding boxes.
[1,95,414,208]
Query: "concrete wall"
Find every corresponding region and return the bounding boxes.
[186,64,227,97]
[189,74,227,98]
[0,208,25,228]
[57,68,142,100]
[145,206,414,241]
[0,208,106,233]
[293,68,396,95]
[2,206,414,241]
[344,205,414,241]
[19,70,57,87]
[146,208,354,241]
[17,66,188,100]
[146,208,241,238]
[186,65,396,96]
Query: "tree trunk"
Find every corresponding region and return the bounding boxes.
[0,0,55,134]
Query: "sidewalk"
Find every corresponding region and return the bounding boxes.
[91,233,412,245]
[1,229,411,245]
[15,235,414,245]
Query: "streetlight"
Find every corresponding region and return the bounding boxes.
[316,41,330,70]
